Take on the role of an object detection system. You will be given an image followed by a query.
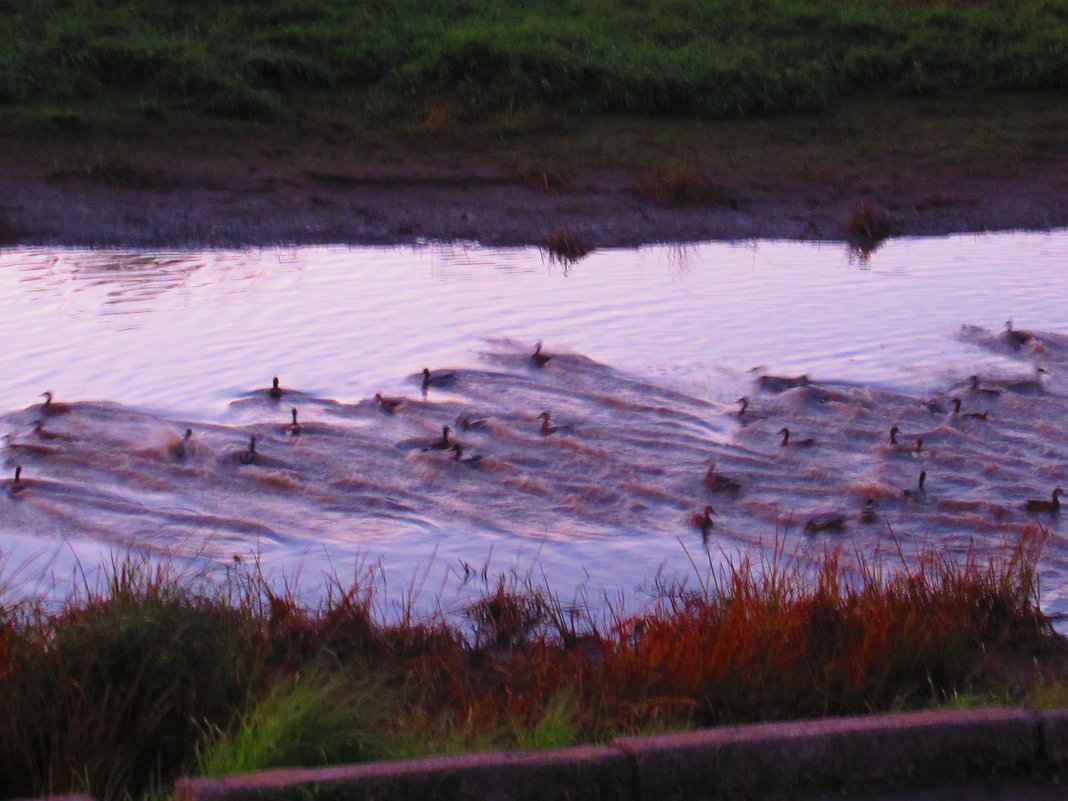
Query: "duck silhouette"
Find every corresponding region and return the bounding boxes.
[779,427,816,447]
[172,429,193,461]
[238,436,258,465]
[1004,320,1036,350]
[424,426,453,451]
[421,368,458,395]
[704,463,742,496]
[284,408,302,436]
[531,341,552,368]
[967,376,1002,397]
[457,413,490,431]
[39,391,70,416]
[757,373,809,393]
[951,397,988,421]
[268,377,283,400]
[1024,488,1063,514]
[374,393,404,415]
[804,513,846,535]
[689,505,716,545]
[903,471,927,503]
[450,443,483,466]
[33,421,73,442]
[6,465,26,496]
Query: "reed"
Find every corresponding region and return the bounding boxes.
[0,533,1062,800]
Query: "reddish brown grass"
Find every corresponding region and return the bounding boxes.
[0,534,1061,800]
[637,167,736,208]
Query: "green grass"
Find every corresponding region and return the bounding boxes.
[1,0,1067,126]
[0,534,1064,801]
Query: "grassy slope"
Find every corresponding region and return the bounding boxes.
[1,0,1067,125]
[1,537,1065,801]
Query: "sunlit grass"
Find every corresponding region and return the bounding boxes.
[0,531,1063,800]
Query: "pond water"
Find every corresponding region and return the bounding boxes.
[1,232,1067,619]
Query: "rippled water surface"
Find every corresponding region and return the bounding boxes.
[2,233,1067,616]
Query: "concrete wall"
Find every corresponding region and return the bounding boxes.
[165,707,1068,801]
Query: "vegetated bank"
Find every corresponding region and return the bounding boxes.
[2,0,1067,125]
[0,534,1064,801]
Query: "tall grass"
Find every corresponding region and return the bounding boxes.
[1,0,1066,123]
[0,533,1062,800]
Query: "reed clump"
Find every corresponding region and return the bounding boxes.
[0,534,1062,801]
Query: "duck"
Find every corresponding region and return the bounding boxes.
[736,396,767,424]
[268,377,283,400]
[284,408,302,436]
[457,413,490,431]
[992,366,1049,394]
[33,421,73,442]
[531,341,552,368]
[450,443,483,467]
[911,438,926,458]
[703,463,742,496]
[374,393,404,415]
[903,470,927,503]
[859,498,877,524]
[950,397,988,421]
[238,436,258,465]
[804,513,847,535]
[424,426,453,451]
[1004,320,1036,350]
[757,373,809,393]
[6,465,26,496]
[421,368,458,394]
[689,505,716,545]
[172,429,193,461]
[1024,488,1063,514]
[537,411,574,437]
[39,391,70,416]
[967,375,1002,397]
[888,426,900,445]
[778,427,815,447]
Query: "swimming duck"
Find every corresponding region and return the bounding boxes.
[860,498,877,524]
[703,463,742,496]
[6,465,25,496]
[1004,320,1036,350]
[172,429,193,461]
[421,368,458,394]
[284,408,302,436]
[531,341,552,368]
[903,470,927,503]
[804,513,847,535]
[1024,488,1063,514]
[757,374,809,394]
[374,393,404,415]
[778,427,815,447]
[912,438,926,458]
[994,366,1049,394]
[424,426,453,451]
[950,397,988,421]
[238,436,258,465]
[888,426,900,445]
[967,376,1002,397]
[457,413,490,431]
[33,421,73,442]
[689,505,716,545]
[268,377,283,400]
[39,391,70,416]
[450,443,484,466]
[538,411,558,436]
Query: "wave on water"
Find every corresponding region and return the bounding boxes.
[2,329,1067,613]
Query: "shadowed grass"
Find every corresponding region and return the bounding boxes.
[0,532,1063,800]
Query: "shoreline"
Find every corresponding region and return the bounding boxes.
[2,98,1066,250]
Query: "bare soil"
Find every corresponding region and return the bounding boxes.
[1,96,1066,250]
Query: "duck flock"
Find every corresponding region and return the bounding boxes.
[2,323,1067,608]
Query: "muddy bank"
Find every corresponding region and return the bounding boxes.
[2,100,1066,249]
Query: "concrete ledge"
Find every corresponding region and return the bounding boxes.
[614,707,1042,800]
[173,708,1060,801]
[174,745,634,801]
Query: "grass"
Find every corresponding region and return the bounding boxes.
[1,0,1067,127]
[0,532,1064,801]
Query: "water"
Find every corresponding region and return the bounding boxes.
[2,233,1067,617]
